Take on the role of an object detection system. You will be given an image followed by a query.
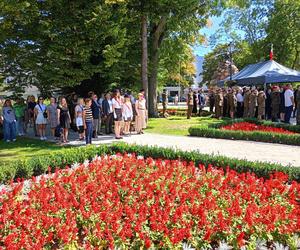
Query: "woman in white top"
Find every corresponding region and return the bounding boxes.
[122,94,133,134]
[75,98,85,141]
[112,89,123,139]
[34,96,47,140]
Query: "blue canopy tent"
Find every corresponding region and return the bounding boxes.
[219,60,300,86]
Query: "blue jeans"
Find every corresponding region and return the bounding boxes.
[3,120,16,141]
[16,117,24,135]
[284,105,293,123]
[85,121,93,144]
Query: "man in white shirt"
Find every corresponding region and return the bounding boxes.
[236,88,244,118]
[284,84,294,124]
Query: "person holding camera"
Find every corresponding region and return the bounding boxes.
[34,96,48,140]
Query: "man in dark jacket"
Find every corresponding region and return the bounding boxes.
[91,94,102,138]
[102,92,113,134]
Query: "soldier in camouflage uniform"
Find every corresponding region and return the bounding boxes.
[214,88,223,119]
[227,88,237,118]
[243,87,251,118]
[257,90,266,120]
[248,89,258,118]
[271,86,281,122]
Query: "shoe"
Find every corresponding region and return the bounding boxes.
[12,139,16,142]
[43,136,47,140]
[6,140,10,143]
[40,137,44,140]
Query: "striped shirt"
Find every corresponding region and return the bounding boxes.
[84,106,93,121]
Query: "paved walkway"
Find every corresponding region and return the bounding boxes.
[51,132,300,167]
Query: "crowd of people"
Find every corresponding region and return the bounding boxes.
[0,89,148,144]
[187,83,300,125]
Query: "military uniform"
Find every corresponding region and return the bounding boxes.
[162,91,168,117]
[214,90,223,119]
[187,91,194,119]
[296,90,300,125]
[271,90,281,122]
[243,90,251,118]
[248,91,258,118]
[227,92,237,118]
[257,91,266,120]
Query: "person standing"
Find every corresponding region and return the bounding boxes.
[271,86,281,122]
[198,89,205,116]
[28,95,38,136]
[162,89,168,117]
[222,89,229,117]
[47,97,58,138]
[280,87,285,122]
[243,88,251,118]
[34,96,47,140]
[2,99,17,142]
[248,89,258,118]
[265,87,272,120]
[57,97,71,143]
[174,94,179,106]
[257,91,266,120]
[187,89,194,119]
[192,91,198,114]
[208,89,215,113]
[296,85,300,125]
[14,98,26,136]
[135,93,147,134]
[284,84,294,124]
[112,89,123,139]
[122,94,133,135]
[102,92,114,134]
[227,88,236,119]
[214,88,223,119]
[91,94,101,138]
[293,87,298,118]
[236,88,244,118]
[75,98,85,141]
[83,98,93,145]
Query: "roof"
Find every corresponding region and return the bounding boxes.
[219,60,300,85]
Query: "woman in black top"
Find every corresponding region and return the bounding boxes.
[57,97,71,143]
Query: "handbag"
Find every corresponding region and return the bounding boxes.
[38,104,48,119]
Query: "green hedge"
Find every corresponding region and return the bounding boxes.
[189,118,300,146]
[1,143,300,184]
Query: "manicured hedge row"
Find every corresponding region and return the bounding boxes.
[189,126,300,146]
[2,143,300,183]
[189,118,300,146]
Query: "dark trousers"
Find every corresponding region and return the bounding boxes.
[105,113,113,134]
[237,102,243,118]
[85,121,93,144]
[284,106,293,124]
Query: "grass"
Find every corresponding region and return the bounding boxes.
[0,137,69,166]
[146,116,220,136]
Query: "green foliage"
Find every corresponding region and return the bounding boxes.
[189,118,300,146]
[2,143,300,184]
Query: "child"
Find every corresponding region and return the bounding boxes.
[2,99,17,142]
[122,94,133,135]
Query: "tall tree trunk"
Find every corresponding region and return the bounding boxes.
[292,49,299,69]
[148,16,166,117]
[141,13,148,107]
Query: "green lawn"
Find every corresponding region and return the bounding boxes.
[0,137,68,166]
[146,116,220,136]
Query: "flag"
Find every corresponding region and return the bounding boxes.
[270,43,273,60]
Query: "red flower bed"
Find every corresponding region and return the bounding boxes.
[0,154,299,249]
[221,121,296,135]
